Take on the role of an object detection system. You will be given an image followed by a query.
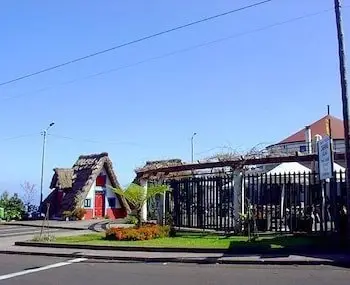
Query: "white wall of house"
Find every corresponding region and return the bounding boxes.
[267,139,345,154]
[82,167,122,218]
[94,168,122,209]
[84,182,95,211]
[333,140,345,152]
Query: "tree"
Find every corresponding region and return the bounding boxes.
[112,183,170,228]
[0,191,25,221]
[21,181,37,211]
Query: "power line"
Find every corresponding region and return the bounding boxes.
[0,133,39,142]
[0,0,272,87]
[2,7,334,102]
[48,133,144,146]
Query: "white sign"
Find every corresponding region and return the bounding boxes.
[318,136,333,180]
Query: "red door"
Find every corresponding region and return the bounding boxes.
[94,192,105,218]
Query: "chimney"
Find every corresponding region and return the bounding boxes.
[313,134,322,153]
[305,126,312,154]
[311,134,322,172]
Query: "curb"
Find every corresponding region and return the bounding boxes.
[14,241,232,254]
[3,223,86,231]
[0,250,349,266]
[14,241,349,255]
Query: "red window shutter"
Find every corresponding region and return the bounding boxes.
[96,175,106,186]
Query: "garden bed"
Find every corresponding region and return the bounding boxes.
[52,232,329,252]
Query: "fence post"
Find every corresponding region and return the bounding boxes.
[233,170,243,232]
[140,179,148,222]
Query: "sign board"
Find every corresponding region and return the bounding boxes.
[318,136,333,180]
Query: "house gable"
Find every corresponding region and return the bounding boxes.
[83,166,122,211]
[42,152,130,218]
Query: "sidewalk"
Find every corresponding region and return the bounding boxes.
[1,243,350,266]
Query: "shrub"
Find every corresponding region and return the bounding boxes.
[62,211,72,219]
[0,192,25,221]
[73,208,87,220]
[106,225,170,241]
[124,214,138,225]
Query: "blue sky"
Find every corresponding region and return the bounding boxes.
[0,0,349,201]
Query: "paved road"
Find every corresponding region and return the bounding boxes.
[0,225,88,250]
[0,254,349,285]
[0,225,64,238]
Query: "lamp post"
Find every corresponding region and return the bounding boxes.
[40,122,55,208]
[334,0,350,239]
[191,132,197,163]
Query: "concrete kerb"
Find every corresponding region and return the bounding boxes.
[0,249,349,266]
[13,241,350,255]
[14,241,231,254]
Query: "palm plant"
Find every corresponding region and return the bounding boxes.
[112,183,170,227]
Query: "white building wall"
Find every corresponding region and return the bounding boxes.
[84,182,95,215]
[82,167,122,218]
[267,139,345,154]
[94,168,122,209]
[333,140,345,153]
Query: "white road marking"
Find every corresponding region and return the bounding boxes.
[0,258,87,281]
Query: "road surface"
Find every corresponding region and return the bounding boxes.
[0,224,65,238]
[0,224,87,249]
[0,254,349,285]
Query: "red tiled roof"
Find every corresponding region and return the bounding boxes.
[278,115,344,144]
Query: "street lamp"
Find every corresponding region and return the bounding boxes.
[191,132,197,163]
[334,0,350,238]
[39,122,55,208]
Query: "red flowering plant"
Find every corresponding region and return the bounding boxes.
[106,225,170,241]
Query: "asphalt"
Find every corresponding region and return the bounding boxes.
[2,244,350,266]
[0,224,92,251]
[0,254,65,276]
[0,225,66,238]
[1,222,350,266]
[0,254,349,285]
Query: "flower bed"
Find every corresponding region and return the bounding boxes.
[106,224,170,241]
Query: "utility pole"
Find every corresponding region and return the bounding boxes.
[40,122,55,209]
[334,0,350,238]
[191,132,197,163]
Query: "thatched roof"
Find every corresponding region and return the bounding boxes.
[135,159,191,181]
[43,152,130,214]
[50,168,73,190]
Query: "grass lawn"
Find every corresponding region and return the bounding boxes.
[53,232,319,250]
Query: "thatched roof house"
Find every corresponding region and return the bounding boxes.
[50,168,73,191]
[42,152,130,219]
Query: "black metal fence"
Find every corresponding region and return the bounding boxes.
[244,172,347,234]
[151,171,348,234]
[170,176,236,231]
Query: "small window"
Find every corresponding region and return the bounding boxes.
[108,197,116,208]
[96,175,106,187]
[84,199,91,208]
[300,145,307,152]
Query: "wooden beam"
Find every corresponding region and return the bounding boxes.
[136,154,317,176]
[136,152,346,178]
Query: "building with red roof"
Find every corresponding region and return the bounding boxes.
[267,115,345,155]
